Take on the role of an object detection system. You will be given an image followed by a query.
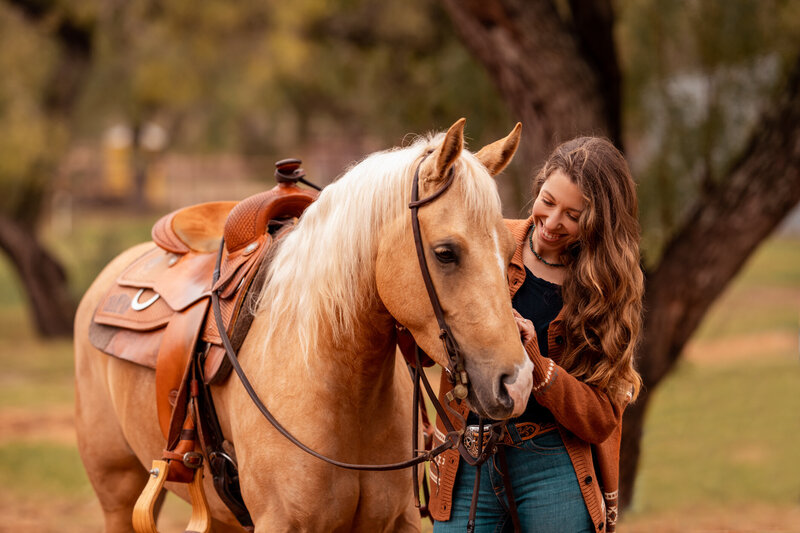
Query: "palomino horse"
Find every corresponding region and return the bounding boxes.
[74,119,533,532]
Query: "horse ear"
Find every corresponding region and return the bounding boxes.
[475,122,522,177]
[423,118,465,182]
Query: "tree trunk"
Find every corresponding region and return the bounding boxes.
[0,214,74,337]
[441,0,800,514]
[620,54,800,508]
[440,0,620,171]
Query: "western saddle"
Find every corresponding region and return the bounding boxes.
[89,160,318,532]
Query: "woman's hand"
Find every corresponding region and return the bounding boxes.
[512,309,536,345]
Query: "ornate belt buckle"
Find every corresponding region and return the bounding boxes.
[462,424,493,459]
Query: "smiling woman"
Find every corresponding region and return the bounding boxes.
[430,137,644,533]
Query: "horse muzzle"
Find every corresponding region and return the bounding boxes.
[466,349,533,419]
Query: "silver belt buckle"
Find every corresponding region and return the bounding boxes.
[462,424,493,458]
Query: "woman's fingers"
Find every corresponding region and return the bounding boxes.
[513,312,535,344]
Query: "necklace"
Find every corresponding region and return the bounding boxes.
[528,225,565,267]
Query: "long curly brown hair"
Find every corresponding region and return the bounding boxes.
[532,137,643,403]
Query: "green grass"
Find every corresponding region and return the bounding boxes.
[0,441,91,497]
[733,235,800,288]
[693,235,800,341]
[632,355,800,514]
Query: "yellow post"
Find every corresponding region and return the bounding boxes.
[104,124,133,197]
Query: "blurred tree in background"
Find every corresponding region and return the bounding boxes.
[0,0,93,336]
[1,0,799,511]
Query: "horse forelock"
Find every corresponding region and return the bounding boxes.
[255,133,502,365]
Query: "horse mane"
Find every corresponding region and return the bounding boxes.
[255,133,503,363]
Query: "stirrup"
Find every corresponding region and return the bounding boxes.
[132,459,212,533]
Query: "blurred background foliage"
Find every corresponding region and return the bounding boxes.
[620,0,800,261]
[1,0,799,254]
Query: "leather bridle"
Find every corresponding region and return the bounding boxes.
[408,151,470,401]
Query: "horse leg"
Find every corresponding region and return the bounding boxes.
[75,374,156,532]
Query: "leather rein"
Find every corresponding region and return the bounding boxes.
[209,152,471,472]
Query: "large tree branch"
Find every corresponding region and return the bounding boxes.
[566,0,621,143]
[440,0,618,168]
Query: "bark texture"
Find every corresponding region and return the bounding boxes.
[441,0,800,512]
[441,0,619,168]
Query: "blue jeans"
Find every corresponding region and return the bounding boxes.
[433,426,593,533]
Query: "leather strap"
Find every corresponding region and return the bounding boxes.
[193,357,254,528]
[156,299,210,441]
[408,154,469,399]
[496,445,521,532]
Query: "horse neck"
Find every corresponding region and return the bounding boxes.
[310,302,400,403]
[247,297,402,416]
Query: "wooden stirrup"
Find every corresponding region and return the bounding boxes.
[132,459,211,533]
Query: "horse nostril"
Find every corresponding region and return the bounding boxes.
[496,374,514,409]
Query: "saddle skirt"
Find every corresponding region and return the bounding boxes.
[89,179,318,439]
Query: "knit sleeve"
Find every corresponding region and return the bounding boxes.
[524,337,621,443]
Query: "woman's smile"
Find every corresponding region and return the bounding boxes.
[537,225,564,243]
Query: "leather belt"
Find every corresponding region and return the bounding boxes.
[462,422,557,459]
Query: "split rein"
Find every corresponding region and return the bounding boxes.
[210,152,486,473]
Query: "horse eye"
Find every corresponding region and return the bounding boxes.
[434,247,458,264]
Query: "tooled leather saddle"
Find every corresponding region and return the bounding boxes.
[89,160,318,443]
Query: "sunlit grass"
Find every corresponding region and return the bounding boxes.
[733,235,800,288]
[631,354,800,515]
[693,235,800,341]
[0,441,90,497]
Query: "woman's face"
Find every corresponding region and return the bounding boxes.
[531,169,585,254]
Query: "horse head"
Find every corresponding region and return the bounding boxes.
[377,119,533,420]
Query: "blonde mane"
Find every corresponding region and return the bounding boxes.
[256,134,503,362]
